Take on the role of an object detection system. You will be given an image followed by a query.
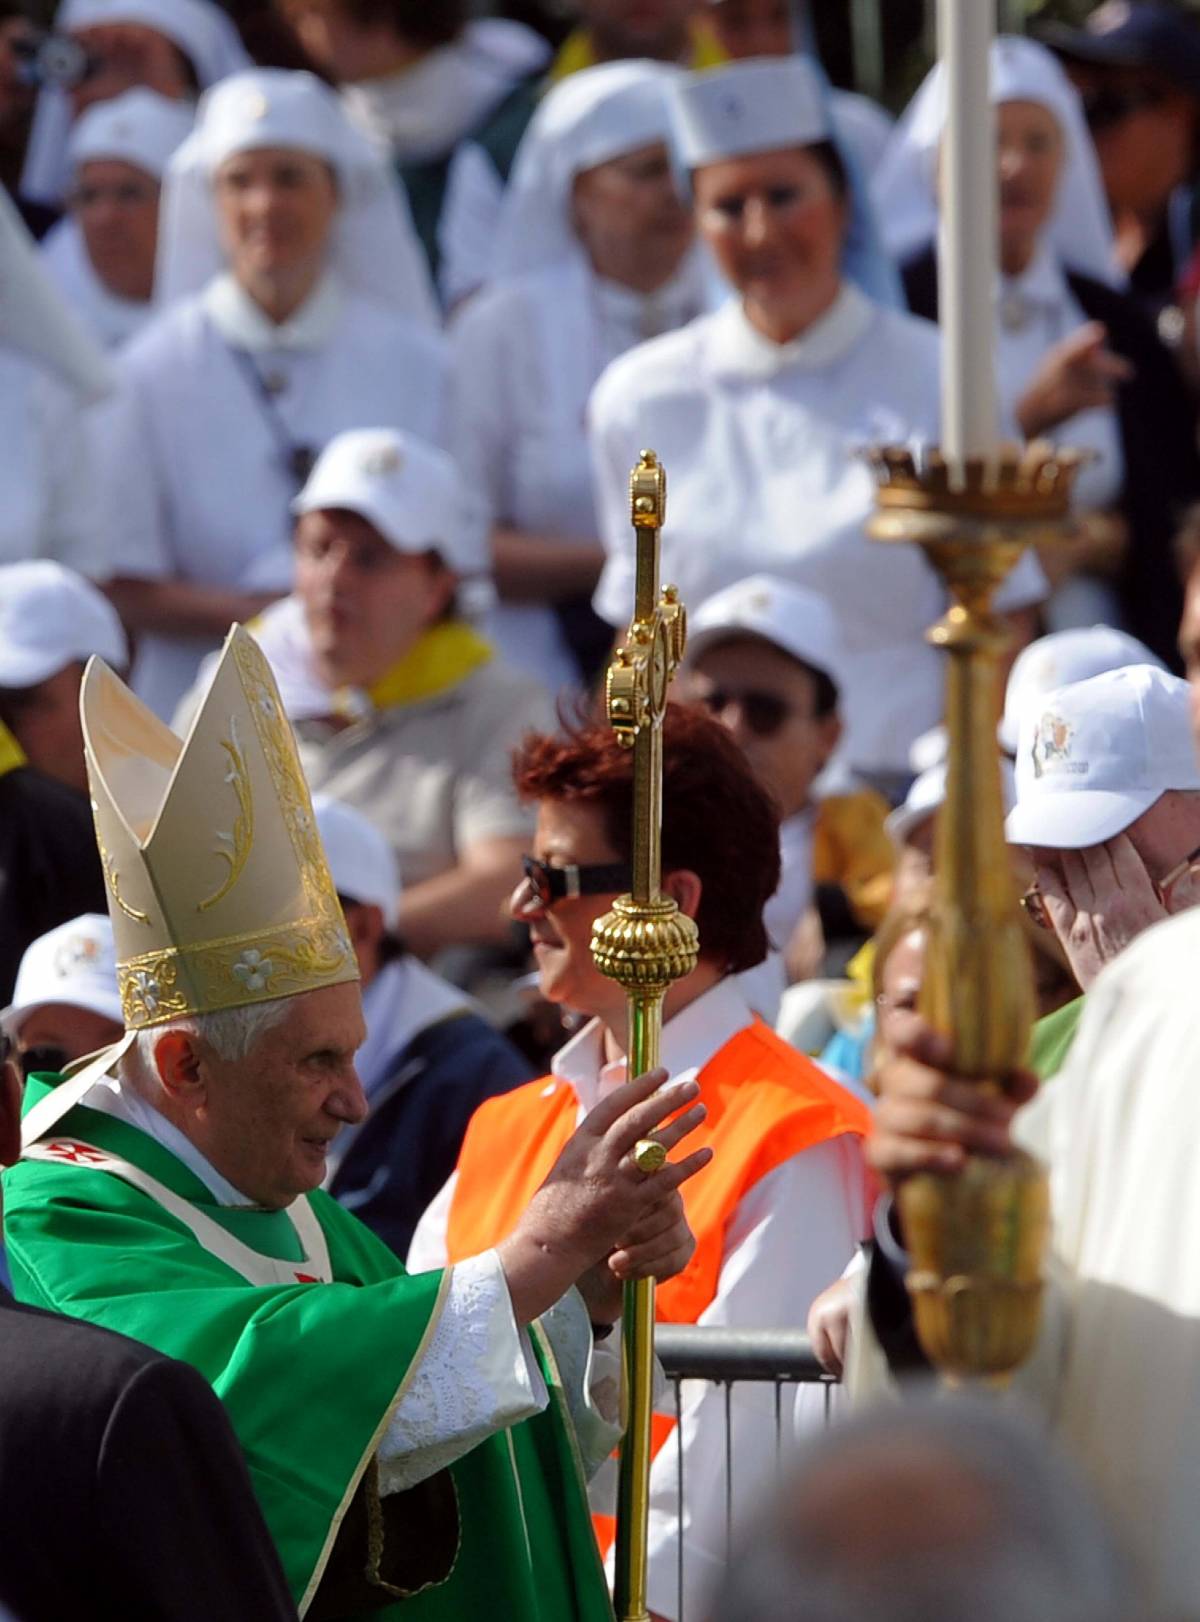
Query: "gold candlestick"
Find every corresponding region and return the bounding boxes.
[868,444,1085,1379]
[591,450,699,1620]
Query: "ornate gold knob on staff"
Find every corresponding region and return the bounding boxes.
[591,450,699,1622]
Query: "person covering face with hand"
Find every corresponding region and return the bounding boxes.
[856,571,1200,1616]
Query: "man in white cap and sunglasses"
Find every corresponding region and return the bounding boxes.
[681,574,895,1016]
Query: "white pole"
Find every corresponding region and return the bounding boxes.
[937,0,998,476]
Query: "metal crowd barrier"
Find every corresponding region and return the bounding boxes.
[654,1326,839,1621]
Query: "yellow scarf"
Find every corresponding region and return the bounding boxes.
[0,720,26,781]
[549,23,726,82]
[354,621,494,714]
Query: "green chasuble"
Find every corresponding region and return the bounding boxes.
[4,1081,614,1622]
[1029,996,1085,1081]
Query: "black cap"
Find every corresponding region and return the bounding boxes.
[1040,2,1200,98]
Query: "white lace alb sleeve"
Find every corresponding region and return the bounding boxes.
[377,1249,547,1496]
[537,1288,623,1480]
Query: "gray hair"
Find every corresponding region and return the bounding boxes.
[712,1392,1138,1622]
[128,998,293,1086]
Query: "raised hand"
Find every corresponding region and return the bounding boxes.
[498,1067,712,1325]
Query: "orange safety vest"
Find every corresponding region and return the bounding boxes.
[444,1015,872,1550]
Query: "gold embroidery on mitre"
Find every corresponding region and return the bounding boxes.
[97,835,151,927]
[83,626,358,1031]
[198,716,254,913]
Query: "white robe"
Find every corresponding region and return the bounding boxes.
[1002,904,1200,1612]
[96,271,448,719]
[588,283,947,777]
[410,976,872,1622]
[0,351,102,574]
[449,248,708,695]
[40,220,155,353]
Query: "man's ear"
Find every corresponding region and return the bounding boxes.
[662,868,702,922]
[0,1057,23,1168]
[152,1029,208,1107]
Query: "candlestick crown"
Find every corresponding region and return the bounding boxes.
[868,442,1087,523]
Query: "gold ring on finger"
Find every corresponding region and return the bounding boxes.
[633,1137,667,1175]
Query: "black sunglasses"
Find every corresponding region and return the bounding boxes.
[697,684,797,739]
[1081,84,1167,132]
[521,855,631,907]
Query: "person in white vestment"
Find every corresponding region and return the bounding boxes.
[20,0,249,208]
[589,56,1042,791]
[449,61,707,696]
[875,35,1200,662]
[40,88,191,349]
[97,67,445,720]
[0,187,109,573]
[863,558,1200,1614]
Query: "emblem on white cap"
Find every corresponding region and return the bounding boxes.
[242,89,270,121]
[1030,714,1082,779]
[361,444,403,477]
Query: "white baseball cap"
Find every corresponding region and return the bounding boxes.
[0,561,128,688]
[687,574,843,690]
[1006,665,1200,849]
[292,429,486,577]
[313,795,401,928]
[2,914,123,1035]
[1000,626,1164,754]
[886,757,1017,846]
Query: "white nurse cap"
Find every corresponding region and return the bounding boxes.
[687,574,844,690]
[292,429,486,577]
[493,59,684,279]
[670,56,831,169]
[156,68,438,325]
[313,795,401,927]
[67,87,194,181]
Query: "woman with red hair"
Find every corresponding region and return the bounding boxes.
[410,704,872,1622]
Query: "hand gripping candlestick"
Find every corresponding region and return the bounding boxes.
[868,443,1084,1379]
[590,450,699,1620]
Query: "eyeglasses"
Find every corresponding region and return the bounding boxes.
[1020,840,1200,932]
[520,854,631,908]
[1081,84,1167,132]
[696,684,801,740]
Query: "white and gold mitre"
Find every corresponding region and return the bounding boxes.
[82,625,358,1029]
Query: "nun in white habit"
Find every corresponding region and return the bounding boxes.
[0,187,110,574]
[97,68,446,720]
[876,36,1200,669]
[590,57,1044,787]
[40,88,193,350]
[449,60,709,696]
[21,0,249,208]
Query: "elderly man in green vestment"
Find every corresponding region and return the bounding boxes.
[2,627,710,1621]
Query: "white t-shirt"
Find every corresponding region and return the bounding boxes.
[96,272,448,718]
[589,284,946,775]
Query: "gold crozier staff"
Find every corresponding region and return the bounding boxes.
[591,451,699,1622]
